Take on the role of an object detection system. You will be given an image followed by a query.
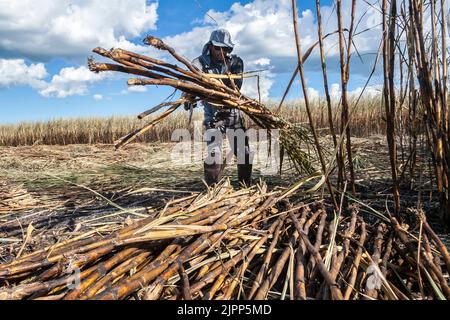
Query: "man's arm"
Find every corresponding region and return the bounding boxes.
[230,56,244,90]
[184,58,204,110]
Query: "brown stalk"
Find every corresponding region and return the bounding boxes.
[247,215,285,299]
[221,217,284,300]
[177,259,192,300]
[291,0,339,211]
[343,220,367,300]
[336,0,357,196]
[383,0,401,214]
[289,212,344,300]
[315,0,341,186]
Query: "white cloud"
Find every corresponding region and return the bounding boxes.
[118,86,148,95]
[128,86,148,93]
[93,94,103,101]
[307,87,320,101]
[0,0,159,61]
[39,66,109,98]
[241,72,274,100]
[0,0,389,101]
[0,59,111,98]
[348,85,383,98]
[164,0,382,64]
[241,58,274,100]
[162,0,384,99]
[330,83,341,99]
[0,59,48,89]
[253,58,271,67]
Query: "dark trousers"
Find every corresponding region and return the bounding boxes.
[204,127,253,186]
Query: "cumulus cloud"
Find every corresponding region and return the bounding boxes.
[241,72,275,100]
[162,0,384,99]
[348,85,383,98]
[93,94,103,101]
[127,86,148,93]
[0,0,387,101]
[0,1,160,99]
[0,0,159,61]
[0,59,48,89]
[39,66,109,98]
[0,58,115,98]
[330,83,341,99]
[307,87,320,101]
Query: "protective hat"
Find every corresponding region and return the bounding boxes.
[208,29,234,50]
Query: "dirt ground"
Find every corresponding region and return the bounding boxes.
[0,136,447,263]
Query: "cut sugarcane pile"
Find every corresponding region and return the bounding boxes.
[0,180,449,300]
[88,36,313,174]
[0,183,40,213]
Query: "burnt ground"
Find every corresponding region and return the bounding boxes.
[0,135,448,263]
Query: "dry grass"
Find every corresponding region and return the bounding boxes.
[0,97,390,146]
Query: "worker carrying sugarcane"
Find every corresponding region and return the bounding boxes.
[185,29,253,187]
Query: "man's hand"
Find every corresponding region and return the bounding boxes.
[182,91,197,111]
[183,101,197,111]
[214,110,231,121]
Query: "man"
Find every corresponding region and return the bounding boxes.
[186,29,253,187]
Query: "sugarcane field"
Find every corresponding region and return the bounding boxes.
[0,0,449,303]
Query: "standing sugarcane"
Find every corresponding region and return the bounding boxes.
[383,0,401,215]
[337,0,357,196]
[291,0,339,211]
[315,0,342,189]
[440,0,450,228]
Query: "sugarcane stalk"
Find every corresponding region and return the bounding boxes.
[315,0,341,187]
[275,29,344,115]
[364,224,385,299]
[289,212,344,300]
[254,208,320,300]
[291,0,339,211]
[177,259,192,300]
[142,200,249,300]
[294,236,307,300]
[79,250,152,299]
[247,215,285,299]
[203,273,226,300]
[343,219,367,299]
[92,241,183,300]
[330,212,358,283]
[421,215,450,271]
[336,0,357,196]
[306,212,327,280]
[115,104,181,148]
[384,0,401,214]
[221,217,284,300]
[64,247,144,300]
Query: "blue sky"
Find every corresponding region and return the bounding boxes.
[0,0,385,124]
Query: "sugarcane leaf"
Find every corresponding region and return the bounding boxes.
[424,269,446,300]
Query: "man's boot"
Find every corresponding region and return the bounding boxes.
[237,164,252,187]
[204,162,223,186]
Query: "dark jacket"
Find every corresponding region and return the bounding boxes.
[192,44,245,130]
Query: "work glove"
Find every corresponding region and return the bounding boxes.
[181,92,197,111]
[183,101,197,111]
[213,110,231,122]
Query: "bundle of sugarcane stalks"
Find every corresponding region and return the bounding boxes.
[87,36,313,174]
[0,179,448,300]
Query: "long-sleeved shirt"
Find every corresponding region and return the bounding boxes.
[192,44,244,129]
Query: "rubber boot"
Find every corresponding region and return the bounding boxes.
[204,162,223,186]
[237,164,252,187]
